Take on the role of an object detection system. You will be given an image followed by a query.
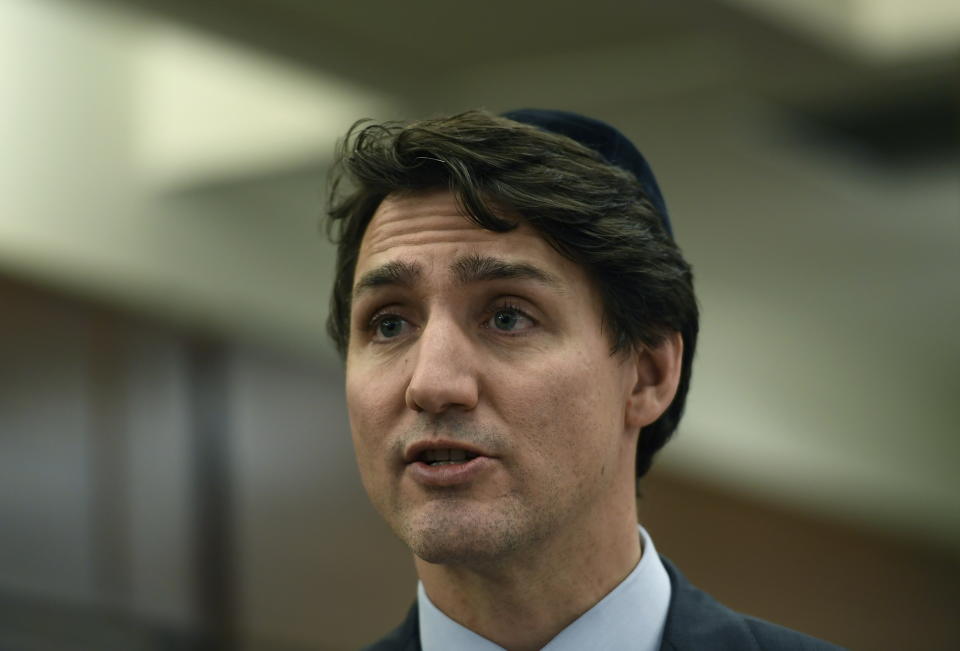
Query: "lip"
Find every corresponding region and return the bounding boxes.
[402,439,496,488]
[402,439,492,465]
[406,456,495,487]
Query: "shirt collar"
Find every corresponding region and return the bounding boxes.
[418,524,671,651]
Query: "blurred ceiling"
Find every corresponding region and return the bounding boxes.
[116,0,960,101]
[2,0,958,551]
[730,0,960,61]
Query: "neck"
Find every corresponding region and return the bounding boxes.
[416,504,641,651]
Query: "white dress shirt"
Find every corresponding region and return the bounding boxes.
[418,525,671,651]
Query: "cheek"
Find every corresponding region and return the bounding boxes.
[345,372,392,466]
[541,355,624,454]
[505,353,624,470]
[345,384,396,511]
[346,355,401,422]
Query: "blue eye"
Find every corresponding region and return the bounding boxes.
[373,315,406,340]
[493,310,519,330]
[489,307,534,332]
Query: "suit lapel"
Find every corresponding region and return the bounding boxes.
[362,602,421,651]
[658,557,761,651]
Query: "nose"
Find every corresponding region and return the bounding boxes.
[404,318,480,414]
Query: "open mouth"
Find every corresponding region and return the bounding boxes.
[405,443,491,486]
[418,448,479,466]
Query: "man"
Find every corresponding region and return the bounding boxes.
[325,109,841,650]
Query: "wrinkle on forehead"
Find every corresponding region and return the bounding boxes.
[360,191,527,260]
[363,217,499,257]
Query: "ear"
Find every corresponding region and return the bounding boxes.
[625,331,683,430]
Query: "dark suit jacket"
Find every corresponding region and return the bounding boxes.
[362,557,845,650]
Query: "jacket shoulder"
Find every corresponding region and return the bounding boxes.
[743,615,847,651]
[660,557,846,651]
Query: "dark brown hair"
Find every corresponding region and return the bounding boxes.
[325,110,699,479]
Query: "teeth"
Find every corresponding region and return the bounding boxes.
[423,449,450,462]
[421,448,476,463]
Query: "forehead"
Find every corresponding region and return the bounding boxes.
[355,190,579,282]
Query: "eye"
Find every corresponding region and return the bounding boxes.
[487,306,535,333]
[371,314,410,341]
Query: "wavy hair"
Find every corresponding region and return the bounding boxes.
[325,110,699,480]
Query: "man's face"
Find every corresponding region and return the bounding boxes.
[345,190,640,566]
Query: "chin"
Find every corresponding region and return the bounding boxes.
[397,501,530,566]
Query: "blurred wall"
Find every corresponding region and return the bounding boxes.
[0,277,194,630]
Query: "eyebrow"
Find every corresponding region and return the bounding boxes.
[451,254,564,290]
[352,254,563,300]
[353,260,423,299]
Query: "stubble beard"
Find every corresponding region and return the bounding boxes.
[377,419,558,567]
[367,418,586,568]
[393,493,552,568]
